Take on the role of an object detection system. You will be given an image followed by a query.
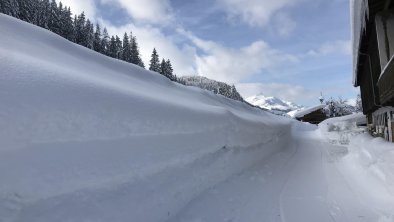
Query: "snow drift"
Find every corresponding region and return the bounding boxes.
[0,14,292,221]
[319,114,394,216]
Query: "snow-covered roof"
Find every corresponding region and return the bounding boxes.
[287,108,304,118]
[292,104,326,118]
[351,0,369,86]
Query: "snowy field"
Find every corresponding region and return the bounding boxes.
[1,14,394,222]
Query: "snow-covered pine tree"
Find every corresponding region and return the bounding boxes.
[61,7,74,41]
[93,23,102,53]
[84,19,94,49]
[31,0,41,25]
[149,48,160,72]
[160,59,166,76]
[74,12,86,45]
[130,35,144,68]
[109,36,117,58]
[37,0,49,28]
[355,94,363,113]
[165,59,174,79]
[2,0,19,18]
[115,35,122,59]
[17,0,34,23]
[121,32,131,62]
[48,0,60,34]
[101,28,110,55]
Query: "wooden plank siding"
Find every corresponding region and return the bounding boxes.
[376,11,394,106]
[378,56,394,105]
[358,21,382,114]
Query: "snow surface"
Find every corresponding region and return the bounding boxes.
[1,14,394,222]
[319,114,394,220]
[290,104,326,118]
[246,94,302,114]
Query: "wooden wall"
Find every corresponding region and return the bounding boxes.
[296,109,327,125]
[358,22,382,115]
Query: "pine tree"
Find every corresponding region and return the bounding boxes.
[160,59,166,75]
[30,0,40,25]
[4,0,20,18]
[130,35,144,68]
[101,28,110,55]
[38,0,50,28]
[74,12,86,45]
[115,35,122,59]
[84,19,94,49]
[17,0,34,22]
[56,1,67,36]
[109,36,117,58]
[165,59,173,79]
[48,0,60,34]
[93,23,102,53]
[149,48,160,72]
[159,59,174,79]
[355,94,363,113]
[121,32,131,62]
[61,7,74,41]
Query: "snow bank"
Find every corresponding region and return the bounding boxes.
[319,114,394,214]
[0,14,292,221]
[319,113,366,144]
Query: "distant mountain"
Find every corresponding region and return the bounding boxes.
[178,76,244,102]
[245,94,303,115]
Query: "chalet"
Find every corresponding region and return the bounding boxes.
[289,105,327,124]
[352,0,394,141]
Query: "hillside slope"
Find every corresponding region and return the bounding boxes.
[0,14,292,221]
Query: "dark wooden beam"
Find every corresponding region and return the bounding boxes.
[384,0,392,9]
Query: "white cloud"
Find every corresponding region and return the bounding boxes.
[274,13,296,37]
[101,0,173,25]
[179,29,298,83]
[235,82,316,104]
[100,20,197,76]
[60,0,97,20]
[306,40,351,56]
[217,0,300,35]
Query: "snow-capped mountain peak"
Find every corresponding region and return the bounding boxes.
[246,94,303,113]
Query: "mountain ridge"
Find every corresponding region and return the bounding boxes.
[245,94,303,114]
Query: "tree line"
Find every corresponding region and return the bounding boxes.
[0,0,176,78]
[178,76,244,102]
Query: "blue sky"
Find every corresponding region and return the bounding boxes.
[62,0,358,106]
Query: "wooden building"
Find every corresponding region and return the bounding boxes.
[291,105,327,124]
[352,0,394,141]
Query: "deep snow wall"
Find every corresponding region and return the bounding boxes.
[0,14,292,221]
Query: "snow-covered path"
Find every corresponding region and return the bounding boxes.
[172,128,380,222]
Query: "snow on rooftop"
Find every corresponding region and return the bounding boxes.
[351,0,369,86]
[292,104,326,118]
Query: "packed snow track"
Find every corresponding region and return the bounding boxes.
[172,127,387,222]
